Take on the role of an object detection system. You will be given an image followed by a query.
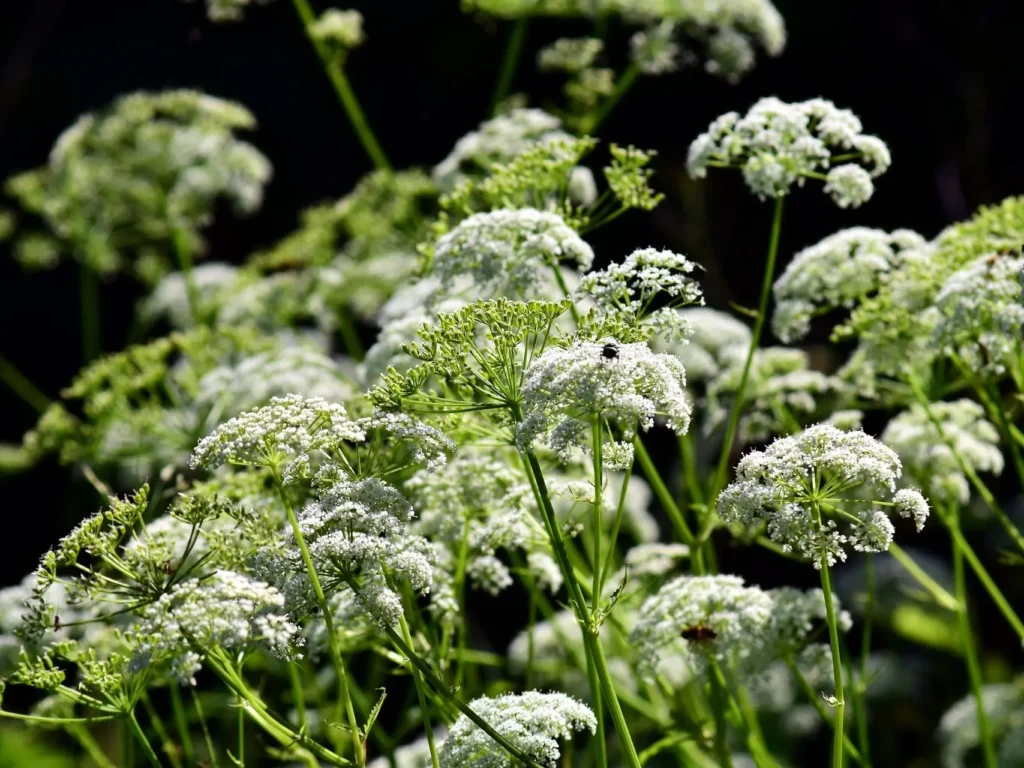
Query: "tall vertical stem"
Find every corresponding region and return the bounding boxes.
[291,0,391,171]
[397,613,441,768]
[711,197,785,498]
[815,516,846,768]
[490,19,528,116]
[274,473,364,765]
[854,555,874,767]
[170,224,200,327]
[951,506,997,768]
[127,710,162,768]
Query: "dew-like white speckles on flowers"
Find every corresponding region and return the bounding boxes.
[517,340,691,468]
[882,399,1004,505]
[437,691,596,768]
[687,97,889,205]
[718,423,930,567]
[430,209,593,301]
[772,228,929,343]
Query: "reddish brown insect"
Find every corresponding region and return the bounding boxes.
[161,559,176,575]
[53,615,62,632]
[681,624,717,642]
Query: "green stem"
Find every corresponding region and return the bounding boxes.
[336,307,365,361]
[711,197,785,498]
[170,223,200,327]
[818,548,846,768]
[785,657,863,764]
[591,419,604,608]
[397,613,441,768]
[0,353,50,413]
[886,542,960,612]
[288,662,309,732]
[142,692,183,768]
[708,664,734,768]
[854,555,874,768]
[578,64,640,135]
[946,523,1024,642]
[598,455,634,596]
[490,19,527,116]
[192,687,221,768]
[67,723,118,768]
[274,472,364,764]
[169,685,195,765]
[519,446,642,768]
[127,710,163,768]
[79,263,101,363]
[584,642,608,767]
[291,0,391,170]
[951,507,997,768]
[633,437,696,547]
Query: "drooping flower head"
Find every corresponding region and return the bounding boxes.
[687,97,889,207]
[772,228,929,343]
[437,691,596,768]
[718,424,930,567]
[882,399,1004,505]
[630,574,849,682]
[517,340,691,468]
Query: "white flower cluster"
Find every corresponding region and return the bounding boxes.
[705,347,839,445]
[437,691,596,768]
[549,469,659,544]
[192,0,275,22]
[537,38,604,73]
[772,228,930,342]
[430,209,594,301]
[932,253,1024,374]
[939,680,1024,768]
[653,307,751,382]
[575,247,704,341]
[518,340,691,468]
[718,424,930,567]
[308,9,365,50]
[196,344,356,419]
[133,570,300,684]
[629,22,680,75]
[433,109,572,189]
[882,399,1004,505]
[406,454,560,597]
[624,542,691,577]
[141,262,240,328]
[190,394,362,471]
[280,478,434,626]
[687,97,890,206]
[630,574,847,682]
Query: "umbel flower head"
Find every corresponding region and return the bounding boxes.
[437,690,596,768]
[428,208,594,302]
[517,340,691,469]
[882,399,1004,505]
[938,678,1024,768]
[718,424,930,567]
[575,247,704,342]
[308,9,365,53]
[629,574,849,682]
[687,97,890,207]
[132,569,300,685]
[932,252,1024,375]
[5,90,270,282]
[772,227,930,343]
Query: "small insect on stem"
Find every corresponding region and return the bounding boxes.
[601,343,619,360]
[680,624,717,642]
[53,615,62,632]
[161,559,177,575]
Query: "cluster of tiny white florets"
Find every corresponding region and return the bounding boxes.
[537,38,604,73]
[518,340,691,469]
[705,347,839,445]
[433,109,572,189]
[932,253,1024,375]
[882,399,1004,505]
[141,262,240,328]
[406,454,560,596]
[630,574,846,682]
[772,228,930,342]
[653,307,751,382]
[308,9,365,51]
[190,0,274,22]
[939,680,1024,768]
[624,542,691,577]
[549,469,659,544]
[430,209,593,301]
[575,247,704,341]
[132,570,300,684]
[437,691,596,768]
[629,22,680,74]
[195,344,356,419]
[687,97,890,206]
[189,394,362,471]
[718,424,930,567]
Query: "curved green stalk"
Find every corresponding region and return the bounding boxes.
[578,64,640,135]
[397,612,441,768]
[711,197,785,499]
[169,685,196,764]
[0,353,50,413]
[291,0,391,171]
[127,709,163,768]
[170,223,200,327]
[633,437,697,549]
[141,691,183,768]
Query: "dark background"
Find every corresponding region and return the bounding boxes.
[1,2,1023,747]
